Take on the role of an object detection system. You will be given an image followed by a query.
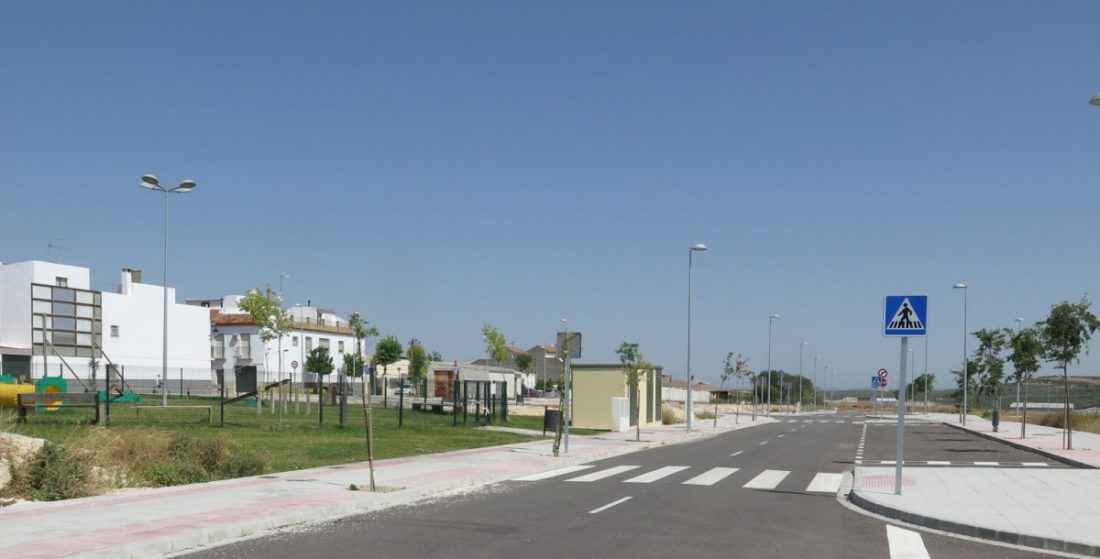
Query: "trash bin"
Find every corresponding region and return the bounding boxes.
[992,408,1000,432]
[543,407,561,435]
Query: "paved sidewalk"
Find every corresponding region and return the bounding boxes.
[0,414,774,558]
[850,413,1100,557]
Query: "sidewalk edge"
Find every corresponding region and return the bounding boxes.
[941,422,1097,470]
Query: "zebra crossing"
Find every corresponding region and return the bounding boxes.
[774,418,864,424]
[513,464,845,494]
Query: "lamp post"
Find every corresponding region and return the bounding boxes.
[766,314,780,416]
[813,355,819,410]
[908,348,915,413]
[1014,316,1024,420]
[954,283,968,425]
[140,174,196,408]
[923,337,929,414]
[686,243,707,432]
[798,342,807,412]
[823,364,829,406]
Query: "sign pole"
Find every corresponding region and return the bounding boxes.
[895,336,909,495]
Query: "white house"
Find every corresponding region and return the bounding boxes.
[0,261,210,389]
[661,377,712,404]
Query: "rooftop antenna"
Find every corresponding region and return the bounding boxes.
[47,238,66,261]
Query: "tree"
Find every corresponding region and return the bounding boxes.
[375,336,403,407]
[1038,296,1100,450]
[1007,327,1043,439]
[552,331,576,457]
[238,287,293,427]
[951,360,979,408]
[305,347,334,427]
[515,353,532,373]
[481,324,509,366]
[407,340,429,400]
[617,342,648,442]
[429,350,443,362]
[716,353,748,426]
[347,312,379,397]
[346,312,379,490]
[972,328,1008,424]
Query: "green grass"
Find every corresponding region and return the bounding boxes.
[3,396,606,473]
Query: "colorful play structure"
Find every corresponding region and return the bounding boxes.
[0,375,69,411]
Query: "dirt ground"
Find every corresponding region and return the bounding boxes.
[0,431,45,493]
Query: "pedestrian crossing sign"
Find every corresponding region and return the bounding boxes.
[883,295,927,337]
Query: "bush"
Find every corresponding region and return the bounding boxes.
[661,407,679,425]
[143,434,266,486]
[695,409,716,420]
[3,442,93,501]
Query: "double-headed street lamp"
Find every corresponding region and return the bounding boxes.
[954,283,968,425]
[766,314,780,416]
[1090,92,1100,106]
[813,355,820,409]
[686,243,707,433]
[140,174,197,408]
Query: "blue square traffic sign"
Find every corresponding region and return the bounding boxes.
[884,295,927,337]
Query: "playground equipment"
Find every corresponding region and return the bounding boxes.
[0,376,69,411]
[0,382,35,408]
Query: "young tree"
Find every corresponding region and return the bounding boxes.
[429,350,443,362]
[347,312,379,398]
[716,353,747,426]
[972,328,1008,424]
[552,332,576,457]
[1039,296,1100,450]
[238,287,293,426]
[347,312,379,490]
[374,336,403,408]
[407,339,429,401]
[305,347,334,427]
[1007,327,1043,439]
[617,342,648,442]
[481,324,509,366]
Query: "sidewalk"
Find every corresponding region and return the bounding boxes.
[850,413,1100,557]
[0,414,773,558]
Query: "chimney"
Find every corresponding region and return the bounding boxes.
[120,268,141,294]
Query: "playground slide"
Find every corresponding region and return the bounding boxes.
[0,383,34,407]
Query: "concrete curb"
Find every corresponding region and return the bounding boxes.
[941,422,1097,470]
[848,485,1100,557]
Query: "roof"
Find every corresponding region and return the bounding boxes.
[210,309,256,326]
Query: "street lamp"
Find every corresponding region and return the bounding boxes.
[908,348,915,413]
[954,283,968,425]
[823,364,829,406]
[798,342,807,411]
[766,314,780,416]
[686,243,707,432]
[813,355,819,410]
[140,174,196,408]
[1014,317,1024,419]
[1090,92,1100,106]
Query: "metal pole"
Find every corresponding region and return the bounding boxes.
[1014,317,1023,420]
[924,336,929,414]
[798,342,806,411]
[767,315,776,416]
[895,336,909,495]
[686,250,693,432]
[162,190,169,408]
[813,356,818,410]
[963,286,968,426]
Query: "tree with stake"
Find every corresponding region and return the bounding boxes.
[238,287,293,429]
[973,328,1008,430]
[407,339,429,407]
[617,342,647,442]
[1038,296,1100,450]
[347,312,378,490]
[374,336,403,408]
[515,353,532,396]
[552,332,575,457]
[1007,326,1043,439]
[481,324,509,367]
[305,347,334,427]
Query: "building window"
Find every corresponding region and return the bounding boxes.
[305,337,313,352]
[338,340,344,353]
[212,333,225,359]
[319,338,330,350]
[110,325,119,338]
[292,335,299,347]
[56,277,68,287]
[238,334,251,359]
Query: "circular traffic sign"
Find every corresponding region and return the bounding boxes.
[877,368,888,379]
[291,360,299,369]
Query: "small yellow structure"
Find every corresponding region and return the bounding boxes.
[570,363,663,431]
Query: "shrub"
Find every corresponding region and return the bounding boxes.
[4,442,92,501]
[661,407,679,425]
[695,409,716,420]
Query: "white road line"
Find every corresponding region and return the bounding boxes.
[835,420,846,424]
[1022,462,1049,467]
[589,496,632,514]
[743,469,790,490]
[730,450,744,457]
[881,460,896,465]
[886,524,931,559]
[777,434,785,438]
[926,461,950,466]
[974,462,1000,466]
[805,472,844,493]
[759,441,768,446]
[802,420,812,423]
[624,466,690,484]
[567,465,640,482]
[683,467,739,486]
[513,465,594,481]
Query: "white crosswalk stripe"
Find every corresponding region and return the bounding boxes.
[805,472,843,493]
[886,525,931,559]
[567,465,640,482]
[1022,462,1049,467]
[624,466,690,484]
[682,467,739,486]
[513,465,594,481]
[742,469,790,490]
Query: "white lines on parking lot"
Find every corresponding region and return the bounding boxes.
[886,524,931,559]
[567,465,640,482]
[682,467,739,486]
[759,441,768,446]
[805,473,844,493]
[624,466,690,484]
[1022,462,1049,467]
[777,434,785,438]
[742,469,791,490]
[512,465,594,481]
[589,496,632,514]
[730,450,744,457]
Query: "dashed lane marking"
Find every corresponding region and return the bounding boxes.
[589,496,632,514]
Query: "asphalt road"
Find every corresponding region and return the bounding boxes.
[187,413,1065,559]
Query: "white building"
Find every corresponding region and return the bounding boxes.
[0,261,210,389]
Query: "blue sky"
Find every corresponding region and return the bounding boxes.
[2,1,1098,389]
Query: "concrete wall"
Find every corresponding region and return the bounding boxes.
[662,386,711,403]
[100,279,210,378]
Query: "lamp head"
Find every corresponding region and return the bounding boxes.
[140,174,160,190]
[690,243,707,252]
[1090,92,1100,106]
[953,283,967,289]
[176,179,196,193]
[771,314,781,319]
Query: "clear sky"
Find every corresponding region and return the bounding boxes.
[2,1,1098,389]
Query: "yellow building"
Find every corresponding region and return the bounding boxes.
[570,363,663,431]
